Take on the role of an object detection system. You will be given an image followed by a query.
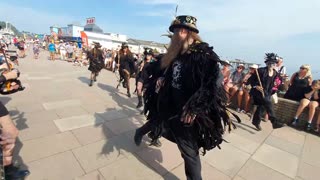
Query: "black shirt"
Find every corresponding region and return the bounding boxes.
[264,75,273,95]
[303,86,319,102]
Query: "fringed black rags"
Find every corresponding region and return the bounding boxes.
[181,42,240,155]
[143,42,241,155]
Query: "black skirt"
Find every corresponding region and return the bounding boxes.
[88,59,104,73]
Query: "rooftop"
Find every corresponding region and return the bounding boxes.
[83,24,103,33]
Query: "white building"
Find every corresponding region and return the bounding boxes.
[50,18,167,52]
[85,31,112,49]
[128,39,167,54]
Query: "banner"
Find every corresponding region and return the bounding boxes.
[86,17,96,25]
[80,31,88,47]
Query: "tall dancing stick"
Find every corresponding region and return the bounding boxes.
[255,69,265,98]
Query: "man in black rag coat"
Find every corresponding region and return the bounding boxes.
[134,15,239,180]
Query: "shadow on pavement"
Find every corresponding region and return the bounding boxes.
[78,76,90,86]
[97,82,144,124]
[91,82,179,179]
[232,120,258,134]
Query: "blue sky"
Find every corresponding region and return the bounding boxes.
[0,0,319,78]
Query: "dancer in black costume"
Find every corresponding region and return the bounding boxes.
[115,43,135,97]
[87,42,104,86]
[136,48,154,109]
[247,53,285,131]
[134,15,239,180]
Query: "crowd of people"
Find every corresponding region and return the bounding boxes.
[221,55,320,132]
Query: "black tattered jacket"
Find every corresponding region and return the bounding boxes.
[144,42,238,154]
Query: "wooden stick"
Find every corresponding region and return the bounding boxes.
[255,69,265,98]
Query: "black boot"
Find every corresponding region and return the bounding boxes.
[252,122,262,131]
[271,118,285,129]
[150,138,162,147]
[89,80,93,86]
[134,122,153,146]
[136,95,143,108]
[134,128,143,146]
[5,164,30,180]
[127,90,131,98]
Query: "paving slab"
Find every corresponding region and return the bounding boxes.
[271,127,306,145]
[42,99,82,110]
[99,155,162,180]
[108,132,150,158]
[72,123,115,145]
[163,161,231,180]
[135,140,183,176]
[19,121,60,141]
[232,121,272,144]
[54,106,88,118]
[95,109,129,121]
[202,142,251,177]
[19,131,81,163]
[26,151,84,180]
[252,143,299,178]
[301,134,320,168]
[54,114,105,132]
[72,138,126,173]
[297,162,320,180]
[74,170,106,180]
[224,132,260,154]
[16,103,45,113]
[81,102,111,114]
[15,109,59,125]
[104,117,142,135]
[233,176,246,180]
[27,76,53,80]
[237,159,292,180]
[265,135,303,156]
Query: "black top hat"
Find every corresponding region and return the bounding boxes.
[169,15,199,33]
[144,48,154,56]
[264,53,278,63]
[92,41,102,48]
[121,42,129,49]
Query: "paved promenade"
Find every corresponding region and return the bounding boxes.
[3,50,320,180]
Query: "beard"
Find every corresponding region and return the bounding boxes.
[161,33,188,69]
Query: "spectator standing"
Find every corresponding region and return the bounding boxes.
[48,42,55,61]
[66,43,74,60]
[242,64,258,114]
[59,41,67,60]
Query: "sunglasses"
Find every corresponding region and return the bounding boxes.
[300,67,307,70]
[237,67,243,69]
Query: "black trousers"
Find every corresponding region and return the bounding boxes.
[138,116,202,180]
[166,119,202,180]
[252,95,277,125]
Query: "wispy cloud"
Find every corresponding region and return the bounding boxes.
[0,2,75,34]
[135,9,174,17]
[135,0,320,39]
[133,0,179,5]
